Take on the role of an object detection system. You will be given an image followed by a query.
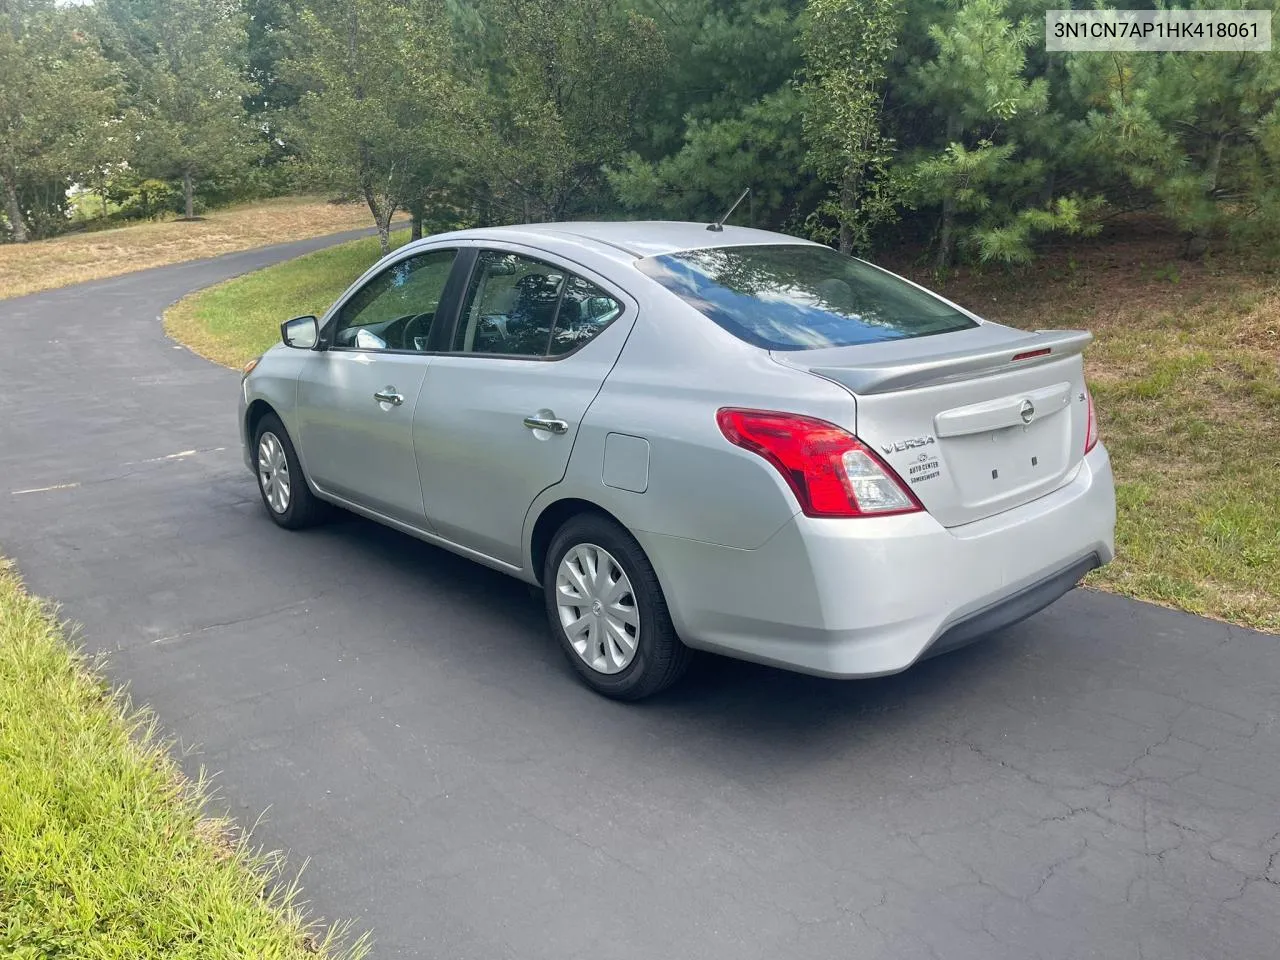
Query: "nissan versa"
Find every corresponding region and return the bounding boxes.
[239,221,1116,699]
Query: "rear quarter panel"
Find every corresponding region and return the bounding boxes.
[528,289,859,555]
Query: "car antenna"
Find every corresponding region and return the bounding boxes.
[707,187,750,232]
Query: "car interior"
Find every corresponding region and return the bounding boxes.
[333,311,435,351]
[459,259,565,356]
[330,250,623,357]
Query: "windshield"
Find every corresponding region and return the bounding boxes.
[635,244,977,350]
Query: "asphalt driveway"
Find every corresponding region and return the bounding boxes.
[1,232,1277,959]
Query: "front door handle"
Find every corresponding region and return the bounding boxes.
[523,414,569,435]
[374,387,404,406]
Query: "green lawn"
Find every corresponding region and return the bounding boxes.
[166,225,1279,633]
[165,230,410,368]
[0,558,368,959]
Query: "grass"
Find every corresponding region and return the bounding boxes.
[889,216,1279,633]
[164,230,410,368]
[0,558,369,959]
[165,219,1279,633]
[0,196,386,301]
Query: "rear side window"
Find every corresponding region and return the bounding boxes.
[452,250,622,358]
[635,244,976,351]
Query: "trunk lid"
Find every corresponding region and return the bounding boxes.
[773,327,1093,527]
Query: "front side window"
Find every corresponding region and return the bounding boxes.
[333,249,457,352]
[453,250,622,358]
[635,244,977,351]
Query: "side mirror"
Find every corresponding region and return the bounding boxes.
[281,315,321,350]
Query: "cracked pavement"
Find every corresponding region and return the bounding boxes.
[1,231,1277,959]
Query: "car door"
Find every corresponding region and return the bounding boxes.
[413,246,636,566]
[295,246,461,525]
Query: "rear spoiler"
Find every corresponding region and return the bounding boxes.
[806,330,1093,396]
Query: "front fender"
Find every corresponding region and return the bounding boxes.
[241,346,308,471]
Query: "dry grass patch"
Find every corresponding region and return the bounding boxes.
[0,197,381,300]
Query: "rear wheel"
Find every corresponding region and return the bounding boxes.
[253,414,327,529]
[544,514,691,700]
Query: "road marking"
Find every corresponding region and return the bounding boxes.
[11,448,230,495]
[11,482,80,495]
[124,446,226,466]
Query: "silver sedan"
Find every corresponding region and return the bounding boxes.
[239,221,1116,699]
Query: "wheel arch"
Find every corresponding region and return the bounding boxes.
[527,497,627,586]
[244,399,278,452]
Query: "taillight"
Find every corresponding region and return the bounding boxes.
[1084,387,1099,454]
[716,408,923,518]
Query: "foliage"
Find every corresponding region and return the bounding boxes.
[3,0,1280,261]
[970,194,1104,265]
[458,0,668,222]
[288,0,466,253]
[608,87,816,228]
[894,0,1086,269]
[245,0,304,168]
[95,0,263,219]
[0,0,119,241]
[608,0,812,227]
[801,0,903,253]
[1069,6,1280,257]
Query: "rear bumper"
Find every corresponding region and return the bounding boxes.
[636,445,1116,678]
[922,552,1100,660]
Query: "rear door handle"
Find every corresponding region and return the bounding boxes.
[374,387,404,406]
[523,414,569,435]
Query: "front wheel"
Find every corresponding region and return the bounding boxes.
[253,413,327,529]
[544,514,692,700]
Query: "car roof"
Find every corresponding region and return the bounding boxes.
[424,220,820,260]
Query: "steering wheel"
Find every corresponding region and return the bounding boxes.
[400,313,433,351]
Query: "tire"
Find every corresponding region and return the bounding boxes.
[544,513,692,700]
[253,413,327,530]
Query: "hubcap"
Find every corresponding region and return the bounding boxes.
[555,543,640,674]
[257,432,291,514]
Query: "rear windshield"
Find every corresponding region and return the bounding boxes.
[635,244,977,350]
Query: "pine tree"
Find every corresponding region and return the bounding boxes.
[1069,8,1280,258]
[608,0,813,229]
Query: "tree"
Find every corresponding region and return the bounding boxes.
[608,87,816,229]
[0,0,119,241]
[97,0,261,220]
[898,0,1052,269]
[1069,6,1280,258]
[289,0,466,253]
[244,0,305,180]
[608,0,815,229]
[800,0,903,254]
[463,0,667,222]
